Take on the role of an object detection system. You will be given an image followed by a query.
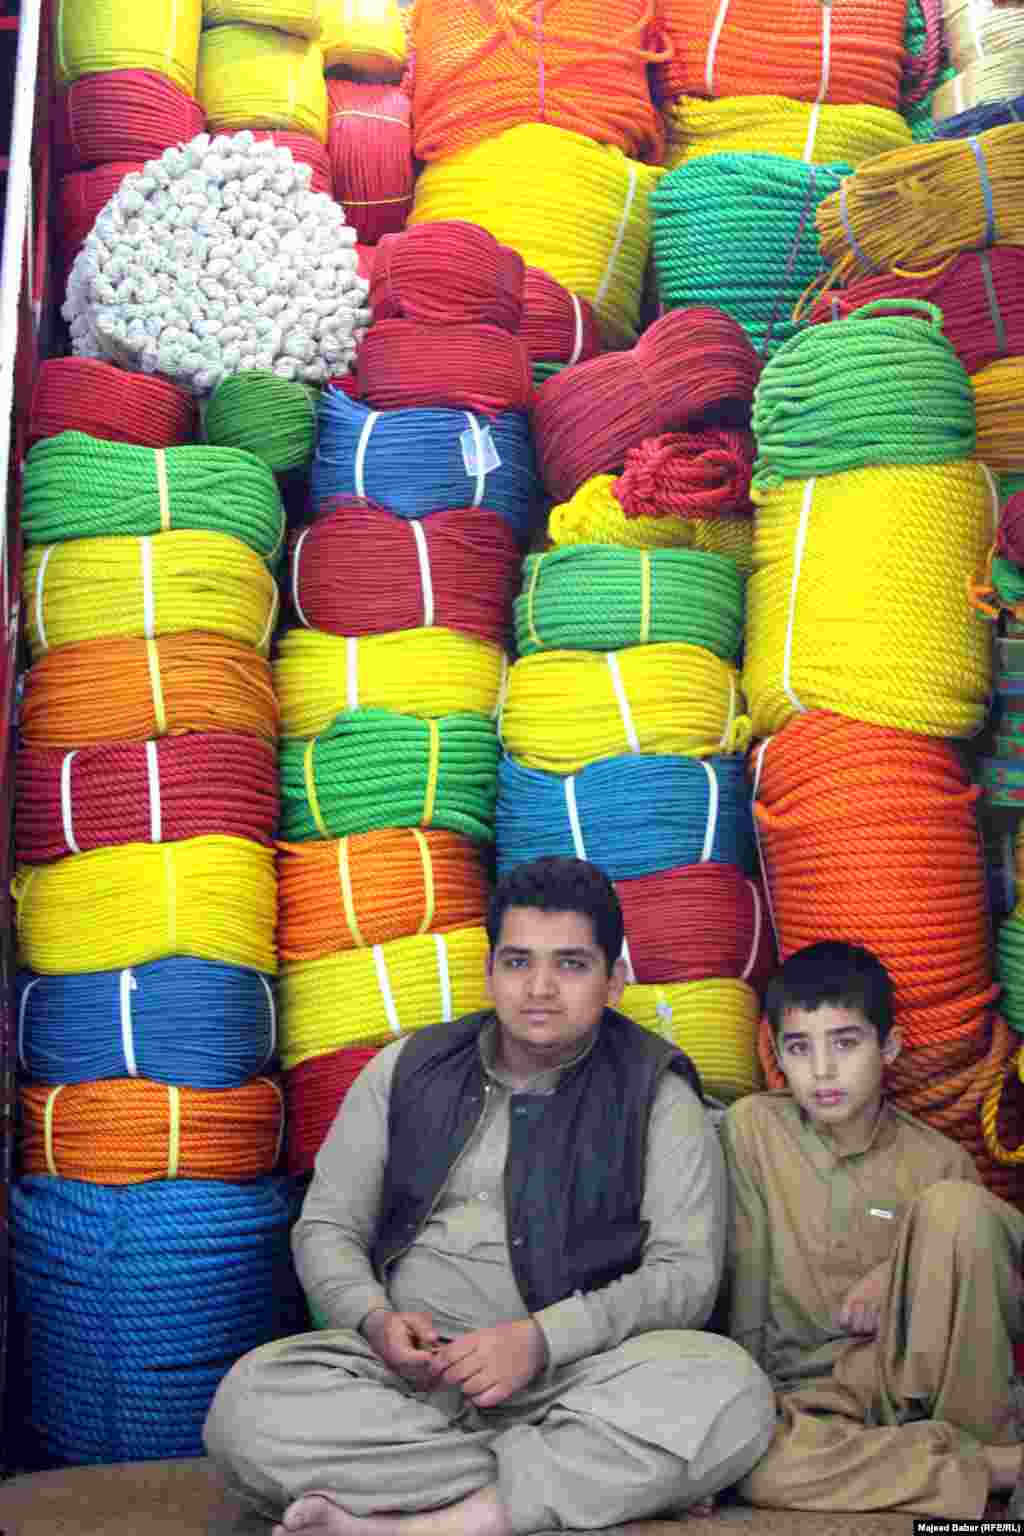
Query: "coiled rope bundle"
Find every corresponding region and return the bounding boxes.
[496,751,755,878]
[16,734,278,863]
[933,57,1024,127]
[803,247,1024,376]
[280,926,490,1068]
[29,361,194,450]
[279,710,500,843]
[370,221,525,329]
[247,129,332,194]
[24,531,279,660]
[53,70,206,170]
[327,81,413,245]
[620,979,761,1103]
[533,306,762,504]
[202,371,318,475]
[972,358,1024,472]
[614,429,755,523]
[998,830,1024,1034]
[17,958,277,1088]
[358,321,532,414]
[548,474,755,570]
[744,462,994,737]
[20,634,279,748]
[319,0,407,75]
[515,546,746,661]
[203,0,322,38]
[13,836,278,975]
[664,96,911,171]
[944,0,1024,73]
[311,390,540,535]
[278,828,488,961]
[500,646,750,774]
[617,864,770,987]
[275,627,506,738]
[23,433,285,561]
[933,92,1024,139]
[815,124,1024,285]
[53,0,203,94]
[285,1044,381,1175]
[291,501,520,645]
[751,301,976,487]
[411,125,662,348]
[409,0,666,164]
[58,162,144,279]
[651,154,849,359]
[11,1176,303,1465]
[521,268,602,373]
[197,25,328,142]
[21,1077,284,1183]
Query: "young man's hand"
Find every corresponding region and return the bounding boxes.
[429,1318,548,1407]
[361,1308,443,1390]
[839,1261,890,1336]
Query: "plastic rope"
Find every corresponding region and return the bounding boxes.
[203,0,322,38]
[202,371,319,475]
[932,92,1024,140]
[548,473,755,568]
[53,69,206,171]
[358,320,532,414]
[327,80,413,245]
[521,267,602,368]
[57,162,145,283]
[197,25,328,142]
[972,357,1024,473]
[285,1044,382,1174]
[614,429,755,524]
[53,0,203,93]
[620,978,762,1103]
[664,95,911,171]
[616,864,772,986]
[29,360,194,451]
[370,221,525,330]
[319,0,406,76]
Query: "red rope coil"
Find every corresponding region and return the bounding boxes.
[999,493,1024,564]
[249,129,332,196]
[327,80,414,244]
[521,267,602,367]
[617,863,774,987]
[613,429,756,522]
[58,163,144,283]
[285,1044,382,1175]
[29,359,195,450]
[291,499,521,644]
[532,306,762,505]
[52,70,206,171]
[16,733,279,863]
[357,319,532,414]
[370,221,525,332]
[355,245,376,284]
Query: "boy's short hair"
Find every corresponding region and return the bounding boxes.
[765,941,895,1043]
[486,856,624,975]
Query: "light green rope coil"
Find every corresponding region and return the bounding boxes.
[998,916,1024,1033]
[202,370,319,475]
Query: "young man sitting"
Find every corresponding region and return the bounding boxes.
[721,939,1024,1518]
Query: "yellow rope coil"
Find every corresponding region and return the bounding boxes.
[500,645,750,774]
[279,925,490,1068]
[275,627,507,738]
[410,124,662,349]
[12,836,278,975]
[54,0,203,93]
[203,0,323,39]
[546,473,754,570]
[664,95,911,171]
[981,1044,1024,1165]
[973,358,1024,475]
[743,462,995,739]
[619,978,762,1103]
[198,23,328,142]
[319,0,406,74]
[24,531,279,662]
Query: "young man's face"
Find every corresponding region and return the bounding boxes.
[774,1002,901,1150]
[486,905,626,1076]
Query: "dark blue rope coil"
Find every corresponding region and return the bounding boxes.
[16,958,277,1088]
[931,93,1024,140]
[496,752,754,879]
[10,1175,306,1468]
[311,387,543,538]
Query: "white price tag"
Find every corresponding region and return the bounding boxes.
[460,423,501,478]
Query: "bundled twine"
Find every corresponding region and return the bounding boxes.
[291,501,520,645]
[247,128,332,193]
[29,360,194,450]
[197,25,328,142]
[202,371,319,475]
[972,358,1024,473]
[53,0,203,94]
[285,1045,382,1174]
[521,268,602,371]
[548,473,755,569]
[203,0,322,38]
[617,864,772,987]
[357,320,533,414]
[370,221,525,330]
[933,92,1024,139]
[663,96,911,171]
[621,979,762,1103]
[613,429,755,522]
[327,80,413,245]
[997,825,1024,1035]
[319,0,407,76]
[53,69,206,171]
[57,162,144,282]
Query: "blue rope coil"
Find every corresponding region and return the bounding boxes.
[10,1176,306,1467]
[311,388,542,537]
[496,752,754,879]
[16,958,277,1088]
[932,94,1024,140]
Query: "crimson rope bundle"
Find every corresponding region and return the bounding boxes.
[292,501,520,644]
[327,80,413,245]
[52,70,206,170]
[370,222,525,331]
[533,306,762,504]
[999,493,1024,564]
[357,320,532,414]
[58,163,143,275]
[16,734,278,863]
[614,429,755,522]
[249,129,332,196]
[29,360,194,450]
[521,268,602,368]
[284,1044,381,1175]
[617,863,773,987]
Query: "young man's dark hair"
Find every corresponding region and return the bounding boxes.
[485,856,625,976]
[765,940,895,1043]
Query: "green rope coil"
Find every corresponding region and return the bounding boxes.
[998,915,1024,1032]
[1002,474,1024,504]
[515,545,746,661]
[279,709,500,842]
[532,361,566,387]
[751,300,976,488]
[22,431,285,562]
[651,153,850,359]
[202,370,319,475]
[904,0,956,142]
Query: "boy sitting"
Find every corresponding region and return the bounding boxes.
[721,940,1024,1518]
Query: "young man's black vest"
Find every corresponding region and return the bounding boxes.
[370,1008,704,1315]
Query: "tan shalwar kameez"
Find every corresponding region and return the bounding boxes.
[204,1019,775,1530]
[721,1090,1024,1518]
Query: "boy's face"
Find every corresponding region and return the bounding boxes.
[774,1002,901,1150]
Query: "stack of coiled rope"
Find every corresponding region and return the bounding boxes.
[327,79,413,245]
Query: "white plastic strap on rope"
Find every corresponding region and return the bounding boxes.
[606,652,640,753]
[17,976,39,1069]
[620,935,637,984]
[802,103,822,163]
[817,3,832,103]
[463,412,486,508]
[35,545,54,651]
[967,0,985,60]
[146,740,162,843]
[60,750,80,854]
[954,72,966,114]
[782,477,815,713]
[120,967,138,1077]
[347,635,359,711]
[372,943,401,1034]
[700,759,720,862]
[981,462,1001,542]
[140,536,156,639]
[741,881,762,981]
[259,581,280,655]
[750,737,783,956]
[719,672,737,751]
[704,0,730,94]
[154,448,171,530]
[494,650,509,725]
[259,974,277,1068]
[291,527,312,628]
[563,775,587,860]
[567,293,584,367]
[434,933,453,1022]
[595,164,638,309]
[410,519,435,626]
[354,411,379,500]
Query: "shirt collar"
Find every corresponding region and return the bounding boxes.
[796,1096,898,1167]
[478,1012,598,1093]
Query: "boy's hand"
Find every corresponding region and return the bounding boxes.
[839,1261,890,1336]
